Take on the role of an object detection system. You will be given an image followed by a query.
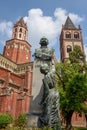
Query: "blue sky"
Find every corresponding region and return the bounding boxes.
[0,0,87,61]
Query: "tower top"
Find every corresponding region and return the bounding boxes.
[64,16,76,29]
[14,17,27,30]
[4,17,31,64]
[12,17,28,41]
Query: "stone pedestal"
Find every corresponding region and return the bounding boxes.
[27,60,44,127]
[27,113,40,127]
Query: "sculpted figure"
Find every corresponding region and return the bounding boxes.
[34,37,54,61]
[33,37,61,129]
[39,63,61,130]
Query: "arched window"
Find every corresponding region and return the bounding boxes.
[19,28,22,32]
[67,45,72,53]
[15,28,17,32]
[14,34,16,38]
[65,32,71,39]
[74,32,79,39]
[19,34,21,38]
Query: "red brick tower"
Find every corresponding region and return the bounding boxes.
[60,16,84,62]
[0,18,33,118]
[3,18,31,64]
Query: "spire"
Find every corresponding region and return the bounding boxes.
[14,17,27,29]
[64,16,76,29]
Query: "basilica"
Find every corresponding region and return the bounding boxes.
[0,18,33,118]
[0,16,86,126]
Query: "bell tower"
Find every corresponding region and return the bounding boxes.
[3,18,31,64]
[60,16,84,62]
[12,18,28,41]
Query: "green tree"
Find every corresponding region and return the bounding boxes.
[55,62,87,130]
[69,45,85,64]
[55,45,87,130]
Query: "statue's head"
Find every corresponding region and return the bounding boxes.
[39,37,49,47]
[40,63,49,74]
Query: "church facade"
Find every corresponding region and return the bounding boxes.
[0,18,33,118]
[0,17,86,126]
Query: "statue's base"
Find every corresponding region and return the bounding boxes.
[26,112,41,128]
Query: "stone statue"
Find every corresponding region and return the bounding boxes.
[34,37,54,61]
[38,63,61,130]
[33,37,61,129]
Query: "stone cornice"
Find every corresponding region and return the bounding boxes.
[0,54,33,74]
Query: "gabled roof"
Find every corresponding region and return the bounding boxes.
[14,17,27,29]
[64,16,76,29]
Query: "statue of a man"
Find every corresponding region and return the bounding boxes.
[33,37,61,129]
[38,63,61,130]
[34,37,54,61]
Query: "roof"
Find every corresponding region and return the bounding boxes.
[64,16,76,29]
[14,17,27,29]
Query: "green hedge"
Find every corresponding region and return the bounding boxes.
[74,127,87,130]
[0,113,13,128]
[15,113,27,128]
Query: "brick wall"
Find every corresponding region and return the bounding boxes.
[0,67,32,118]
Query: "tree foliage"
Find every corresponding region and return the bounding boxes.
[55,44,87,130]
[69,45,86,64]
[55,62,87,130]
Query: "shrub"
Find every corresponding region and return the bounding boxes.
[42,126,53,130]
[0,113,13,128]
[15,113,27,129]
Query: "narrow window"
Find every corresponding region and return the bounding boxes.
[15,28,17,32]
[67,45,72,53]
[74,33,79,39]
[14,34,16,38]
[19,34,21,38]
[66,32,71,39]
[20,28,22,32]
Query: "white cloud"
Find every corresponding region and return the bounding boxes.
[0,21,13,38]
[69,13,83,24]
[24,8,58,51]
[24,8,84,55]
[0,21,13,53]
[0,8,85,60]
